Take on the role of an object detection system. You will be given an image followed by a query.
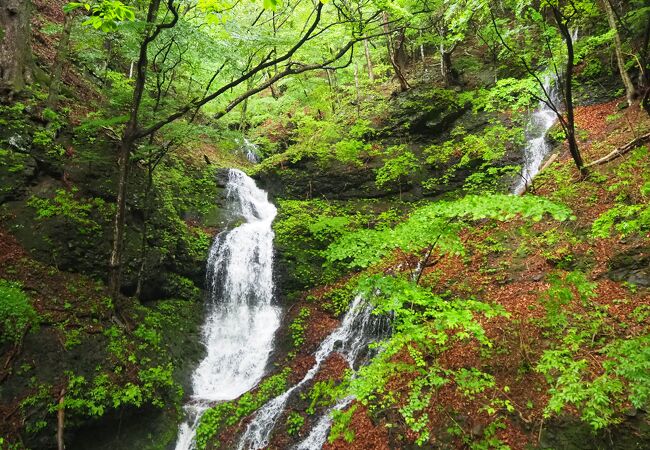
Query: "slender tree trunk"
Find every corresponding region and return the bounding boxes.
[108,137,134,301]
[57,388,66,450]
[563,25,585,175]
[639,11,650,115]
[47,12,73,110]
[135,158,154,300]
[383,12,409,91]
[0,0,32,97]
[108,0,164,304]
[441,47,454,87]
[601,0,637,106]
[419,31,425,65]
[325,68,336,113]
[354,61,360,116]
[552,8,586,176]
[363,38,374,82]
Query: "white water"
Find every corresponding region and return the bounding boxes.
[513,29,578,195]
[294,397,354,450]
[175,169,281,450]
[512,76,560,194]
[240,138,260,163]
[238,296,389,450]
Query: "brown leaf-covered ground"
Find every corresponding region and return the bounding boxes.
[261,101,650,449]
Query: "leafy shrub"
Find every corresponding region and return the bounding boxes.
[329,404,357,444]
[195,368,291,449]
[375,145,419,189]
[285,411,305,436]
[536,272,649,430]
[28,188,112,235]
[0,280,38,344]
[289,307,310,349]
[326,194,573,269]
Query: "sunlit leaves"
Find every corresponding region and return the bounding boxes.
[326,194,573,268]
[66,1,136,32]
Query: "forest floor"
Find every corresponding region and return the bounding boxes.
[267,100,650,450]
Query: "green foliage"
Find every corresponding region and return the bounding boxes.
[61,363,179,416]
[274,198,404,290]
[66,1,136,32]
[342,276,509,444]
[195,368,291,449]
[0,280,38,344]
[308,216,351,243]
[303,379,344,414]
[592,203,650,238]
[399,367,448,445]
[28,188,112,235]
[326,194,573,269]
[538,271,597,330]
[161,274,201,301]
[424,122,524,191]
[469,78,538,112]
[604,335,650,410]
[536,271,650,430]
[537,349,624,430]
[285,411,305,436]
[289,307,310,351]
[329,404,357,444]
[334,139,370,166]
[375,145,419,189]
[321,281,357,316]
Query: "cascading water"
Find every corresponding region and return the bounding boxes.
[294,397,354,450]
[240,138,261,163]
[512,76,561,194]
[512,29,578,195]
[175,169,281,450]
[238,296,390,450]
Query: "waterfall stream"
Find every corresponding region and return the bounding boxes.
[175,169,281,450]
[238,296,389,450]
[513,29,578,194]
[512,75,560,194]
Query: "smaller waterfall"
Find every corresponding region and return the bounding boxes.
[240,138,260,163]
[512,76,560,194]
[513,29,578,195]
[175,169,281,450]
[238,296,389,450]
[294,397,354,450]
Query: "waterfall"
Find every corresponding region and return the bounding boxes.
[512,29,578,195]
[238,296,390,450]
[175,169,281,450]
[512,75,560,194]
[241,138,261,163]
[294,397,354,450]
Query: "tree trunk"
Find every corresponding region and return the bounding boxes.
[108,0,164,304]
[0,0,32,97]
[354,61,360,116]
[602,0,637,106]
[47,12,73,110]
[57,388,66,450]
[441,47,454,87]
[363,38,374,82]
[383,12,409,92]
[108,137,133,302]
[553,8,586,176]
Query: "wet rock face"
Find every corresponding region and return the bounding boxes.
[254,86,522,202]
[608,246,650,287]
[540,413,650,450]
[382,86,471,137]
